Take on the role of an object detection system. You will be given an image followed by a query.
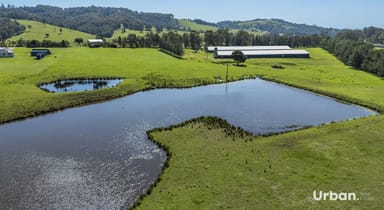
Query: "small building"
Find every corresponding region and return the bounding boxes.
[87,39,104,48]
[373,43,384,48]
[31,49,51,56]
[30,49,51,60]
[0,47,14,58]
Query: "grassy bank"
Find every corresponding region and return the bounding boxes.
[137,115,384,210]
[1,47,384,123]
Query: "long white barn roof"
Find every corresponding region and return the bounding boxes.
[207,46,291,52]
[87,39,104,43]
[215,49,309,56]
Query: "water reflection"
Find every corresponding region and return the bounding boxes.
[39,78,124,93]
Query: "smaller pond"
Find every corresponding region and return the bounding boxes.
[39,78,124,93]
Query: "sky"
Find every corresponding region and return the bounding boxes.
[2,0,384,29]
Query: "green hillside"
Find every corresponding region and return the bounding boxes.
[178,19,218,32]
[218,19,339,35]
[109,28,156,41]
[109,26,188,41]
[8,20,95,46]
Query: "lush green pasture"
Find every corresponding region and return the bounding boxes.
[8,20,95,46]
[1,47,384,209]
[0,48,230,123]
[109,28,155,41]
[138,115,384,210]
[1,47,384,123]
[109,27,188,41]
[178,19,218,31]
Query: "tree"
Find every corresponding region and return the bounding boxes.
[127,34,138,48]
[182,33,190,48]
[74,37,84,46]
[204,30,216,46]
[117,36,122,47]
[232,50,247,66]
[189,31,201,51]
[61,40,70,47]
[235,30,252,46]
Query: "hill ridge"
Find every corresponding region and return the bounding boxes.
[0,5,340,36]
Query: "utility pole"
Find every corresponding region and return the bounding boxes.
[226,64,229,82]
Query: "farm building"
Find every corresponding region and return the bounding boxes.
[207,45,291,52]
[0,47,14,58]
[214,49,310,59]
[87,39,104,48]
[373,43,384,48]
[30,49,51,57]
[30,49,51,60]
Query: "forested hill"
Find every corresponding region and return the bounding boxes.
[0,18,25,40]
[217,19,339,36]
[0,5,343,37]
[0,5,178,37]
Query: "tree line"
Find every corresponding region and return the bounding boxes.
[6,39,70,48]
[320,27,384,77]
[110,31,201,56]
[204,29,322,48]
[321,33,384,77]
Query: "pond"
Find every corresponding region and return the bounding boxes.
[39,78,124,93]
[0,79,376,209]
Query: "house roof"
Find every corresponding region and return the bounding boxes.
[0,47,14,53]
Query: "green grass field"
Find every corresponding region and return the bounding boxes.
[136,115,384,210]
[2,48,384,123]
[7,20,95,46]
[109,28,155,41]
[0,47,384,209]
[109,19,265,42]
[109,25,192,41]
[178,19,218,32]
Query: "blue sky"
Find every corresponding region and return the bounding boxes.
[2,0,383,29]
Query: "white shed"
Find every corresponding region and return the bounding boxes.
[0,47,14,58]
[87,39,104,48]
